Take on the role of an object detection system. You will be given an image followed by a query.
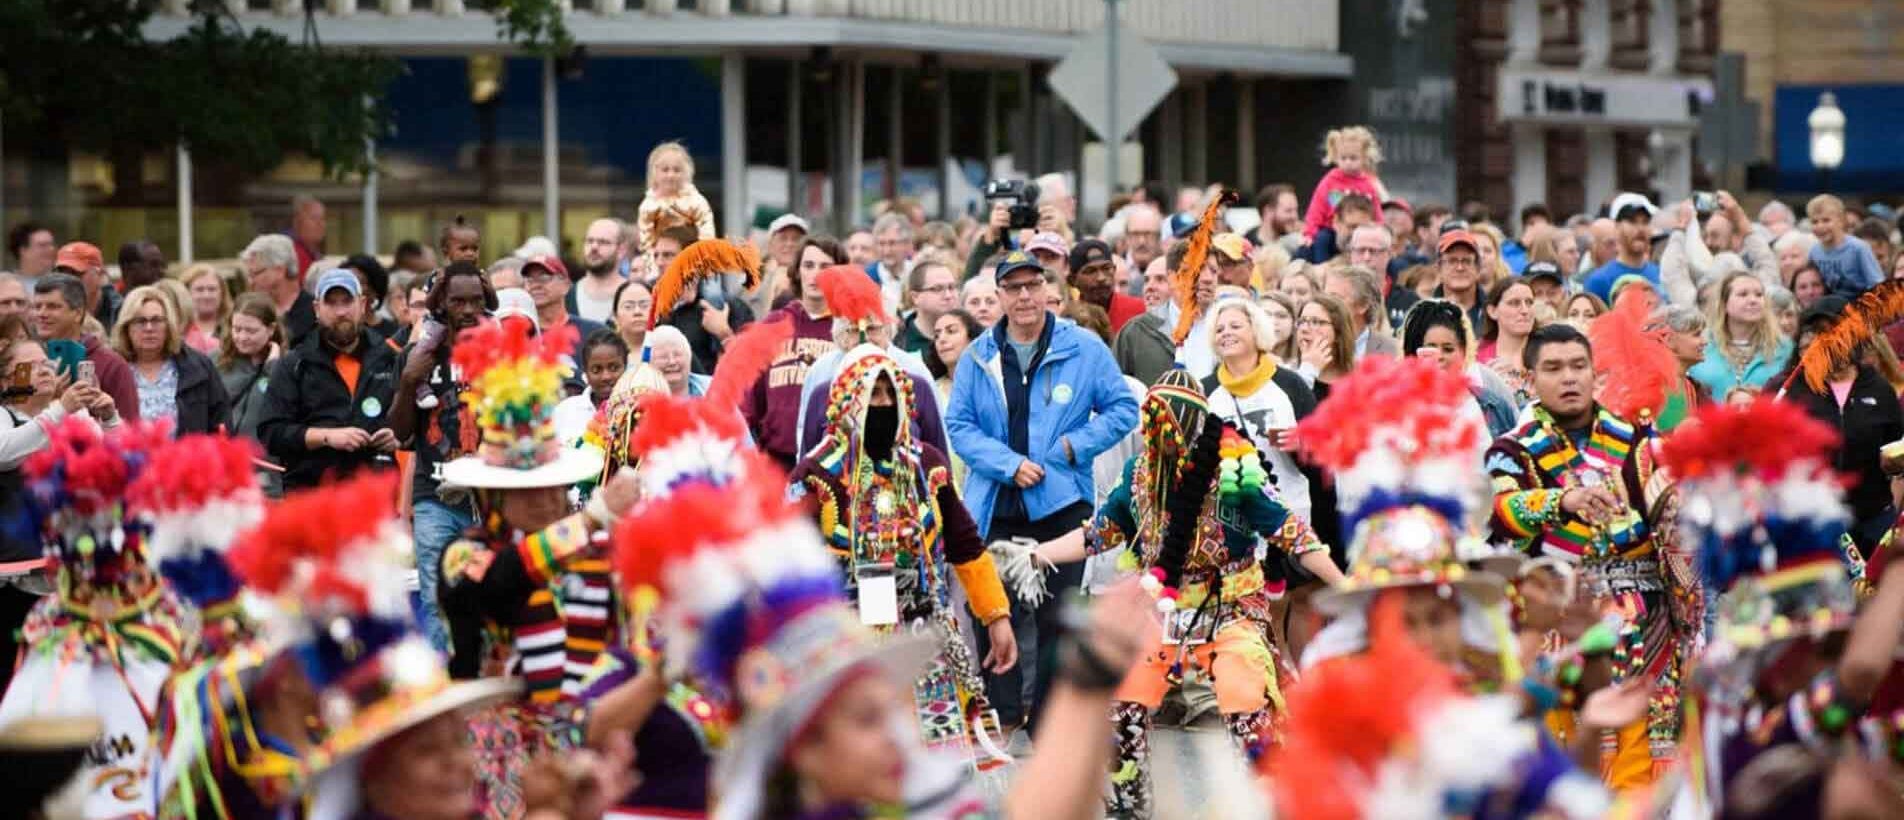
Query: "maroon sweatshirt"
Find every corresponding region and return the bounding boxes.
[744,304,836,467]
[82,335,142,422]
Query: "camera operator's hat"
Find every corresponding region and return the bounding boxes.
[994,251,1045,284]
[1024,232,1069,260]
[1068,239,1114,273]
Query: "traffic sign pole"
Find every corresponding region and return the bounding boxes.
[1107,0,1120,199]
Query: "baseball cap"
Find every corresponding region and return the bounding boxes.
[1167,211,1199,239]
[315,268,362,299]
[1437,229,1480,257]
[53,242,103,273]
[1609,192,1658,222]
[994,251,1045,284]
[1521,261,1564,286]
[495,288,541,332]
[1382,196,1413,216]
[1024,232,1069,259]
[1211,233,1253,263]
[522,254,570,281]
[1067,239,1114,273]
[767,213,810,236]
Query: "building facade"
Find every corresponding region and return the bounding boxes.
[4,0,1356,263]
[1456,0,1717,223]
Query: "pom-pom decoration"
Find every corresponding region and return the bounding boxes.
[451,317,578,470]
[1169,188,1241,346]
[1294,355,1488,534]
[1658,400,1850,595]
[612,461,841,691]
[21,418,171,586]
[124,433,264,616]
[1588,287,1680,424]
[647,239,762,329]
[817,264,889,333]
[625,393,752,503]
[226,472,412,689]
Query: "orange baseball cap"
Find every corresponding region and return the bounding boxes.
[53,242,104,273]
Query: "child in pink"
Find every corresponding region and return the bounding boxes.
[1301,126,1389,241]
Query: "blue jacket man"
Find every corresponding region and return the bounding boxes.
[944,252,1138,729]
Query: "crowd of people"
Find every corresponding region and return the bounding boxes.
[4,125,1904,820]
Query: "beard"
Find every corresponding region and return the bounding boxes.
[585,256,617,277]
[322,320,360,350]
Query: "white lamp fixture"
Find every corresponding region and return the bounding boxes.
[1808,91,1846,172]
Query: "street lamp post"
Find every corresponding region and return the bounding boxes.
[1808,91,1845,193]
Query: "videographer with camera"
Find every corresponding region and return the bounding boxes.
[1659,190,1780,308]
[961,178,1074,282]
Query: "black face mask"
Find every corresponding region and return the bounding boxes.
[863,404,899,461]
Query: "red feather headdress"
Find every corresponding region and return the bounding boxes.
[1170,188,1242,345]
[1588,287,1680,423]
[817,264,887,330]
[1658,399,1840,484]
[706,314,794,407]
[647,239,762,330]
[227,472,407,619]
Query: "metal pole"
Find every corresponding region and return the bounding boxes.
[1106,0,1120,198]
[363,133,379,255]
[0,108,7,238]
[788,63,804,218]
[177,143,194,264]
[543,56,560,241]
[721,53,747,238]
[935,73,951,219]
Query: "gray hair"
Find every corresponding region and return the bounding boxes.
[644,324,690,355]
[1652,303,1706,335]
[872,212,913,238]
[0,271,19,290]
[240,234,296,272]
[1350,222,1395,249]
[1766,283,1797,312]
[487,256,527,277]
[1758,200,1795,226]
[34,272,86,311]
[1326,263,1388,333]
[1034,172,1071,204]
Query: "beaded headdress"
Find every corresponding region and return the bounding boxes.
[441,316,603,489]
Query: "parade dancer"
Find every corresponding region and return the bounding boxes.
[1486,323,1695,788]
[789,343,1018,774]
[227,472,519,820]
[1018,368,1343,818]
[0,419,192,818]
[1661,401,1904,817]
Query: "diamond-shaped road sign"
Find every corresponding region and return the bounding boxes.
[1048,23,1179,144]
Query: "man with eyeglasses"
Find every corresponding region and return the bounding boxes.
[894,259,960,356]
[241,233,318,347]
[1121,204,1165,281]
[946,250,1138,738]
[1433,229,1489,330]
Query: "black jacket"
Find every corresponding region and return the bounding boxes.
[256,329,399,491]
[168,348,231,437]
[663,298,755,376]
[1787,365,1904,550]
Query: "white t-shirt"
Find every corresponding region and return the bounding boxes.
[574,282,618,324]
[1205,379,1313,523]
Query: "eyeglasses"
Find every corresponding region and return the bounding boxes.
[1348,245,1386,257]
[914,284,958,295]
[1441,256,1478,269]
[130,316,168,329]
[1297,317,1333,328]
[524,268,561,283]
[998,280,1044,296]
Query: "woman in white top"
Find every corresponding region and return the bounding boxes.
[1199,297,1334,658]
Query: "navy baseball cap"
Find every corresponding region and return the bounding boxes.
[995,251,1046,284]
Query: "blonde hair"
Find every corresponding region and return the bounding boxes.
[112,285,182,360]
[1470,222,1508,288]
[1251,243,1290,293]
[1257,291,1302,362]
[180,263,233,330]
[1806,194,1845,220]
[1705,270,1783,369]
[1322,126,1383,168]
[646,141,695,186]
[1209,297,1279,361]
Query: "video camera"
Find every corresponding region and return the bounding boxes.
[984,179,1043,231]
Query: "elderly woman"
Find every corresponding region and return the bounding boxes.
[110,285,229,435]
[645,324,710,398]
[180,263,230,355]
[961,275,1001,327]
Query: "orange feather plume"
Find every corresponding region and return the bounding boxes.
[1170,188,1242,345]
[1264,593,1460,820]
[817,264,888,327]
[1786,279,1904,394]
[706,314,795,406]
[1588,287,1680,423]
[647,239,762,330]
